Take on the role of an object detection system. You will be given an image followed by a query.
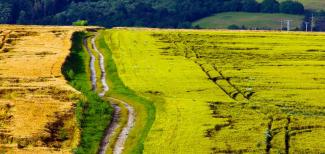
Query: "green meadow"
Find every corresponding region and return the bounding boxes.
[193,12,304,30]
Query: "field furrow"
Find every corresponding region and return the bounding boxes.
[105,28,325,153]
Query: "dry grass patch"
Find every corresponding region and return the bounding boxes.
[0,25,87,153]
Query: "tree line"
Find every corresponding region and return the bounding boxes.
[0,0,321,29]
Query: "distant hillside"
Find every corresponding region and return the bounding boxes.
[0,0,308,28]
[193,12,304,30]
[256,0,325,11]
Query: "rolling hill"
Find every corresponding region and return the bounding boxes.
[193,12,304,30]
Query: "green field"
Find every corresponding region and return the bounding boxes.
[193,12,304,30]
[256,0,325,11]
[103,28,325,153]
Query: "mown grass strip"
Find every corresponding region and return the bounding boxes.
[62,32,113,154]
[96,30,156,154]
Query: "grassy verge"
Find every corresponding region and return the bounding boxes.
[96,30,156,154]
[62,32,113,154]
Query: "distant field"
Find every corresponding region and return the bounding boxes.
[193,12,304,30]
[256,0,325,11]
[106,28,325,153]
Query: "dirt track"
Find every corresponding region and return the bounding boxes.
[84,35,135,154]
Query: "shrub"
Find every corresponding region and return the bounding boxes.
[72,20,88,26]
[227,24,240,29]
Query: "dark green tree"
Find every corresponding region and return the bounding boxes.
[0,3,12,23]
[260,0,279,13]
[17,10,28,24]
[279,0,304,14]
[0,0,309,29]
[223,0,242,12]
[228,24,240,29]
[241,0,260,12]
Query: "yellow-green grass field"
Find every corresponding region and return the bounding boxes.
[193,12,304,30]
[103,28,325,153]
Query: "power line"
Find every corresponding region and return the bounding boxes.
[311,13,314,32]
[304,22,309,32]
[284,20,292,31]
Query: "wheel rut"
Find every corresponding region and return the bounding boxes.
[84,34,135,154]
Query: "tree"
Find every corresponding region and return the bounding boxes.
[279,1,304,14]
[0,3,12,23]
[17,10,28,24]
[241,0,260,12]
[177,22,192,28]
[260,0,279,13]
[228,24,240,29]
[223,0,242,12]
[0,0,308,29]
[314,11,325,31]
[73,20,88,26]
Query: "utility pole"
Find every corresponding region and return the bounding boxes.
[284,20,292,31]
[304,22,309,32]
[311,13,315,32]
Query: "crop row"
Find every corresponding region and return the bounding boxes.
[151,30,325,153]
[154,33,254,101]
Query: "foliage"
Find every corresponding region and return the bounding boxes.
[242,0,260,12]
[0,3,12,24]
[0,0,311,29]
[260,0,280,13]
[72,20,88,26]
[17,11,28,24]
[227,24,241,29]
[314,11,325,31]
[223,0,242,12]
[280,1,304,14]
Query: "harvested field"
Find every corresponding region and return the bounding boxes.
[0,25,86,153]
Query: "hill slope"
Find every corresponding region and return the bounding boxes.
[193,12,304,30]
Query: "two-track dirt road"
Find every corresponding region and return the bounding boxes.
[84,35,135,154]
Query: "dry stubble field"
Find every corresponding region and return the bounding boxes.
[0,25,86,153]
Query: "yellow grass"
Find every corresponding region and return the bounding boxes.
[0,25,88,153]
